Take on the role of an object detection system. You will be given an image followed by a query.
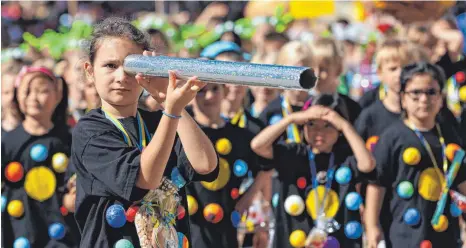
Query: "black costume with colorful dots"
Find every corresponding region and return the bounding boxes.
[185,122,260,248]
[371,120,466,248]
[1,124,78,248]
[70,109,219,248]
[267,141,370,248]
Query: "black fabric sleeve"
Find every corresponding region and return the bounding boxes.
[354,111,371,141]
[81,131,143,201]
[371,133,397,187]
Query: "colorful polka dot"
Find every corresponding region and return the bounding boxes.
[5,162,24,182]
[289,230,306,248]
[272,193,279,208]
[284,195,305,216]
[230,188,239,200]
[171,167,187,189]
[177,232,189,248]
[450,202,462,217]
[432,214,448,232]
[187,195,198,215]
[403,147,421,166]
[203,203,224,224]
[48,223,66,240]
[397,181,414,199]
[335,166,352,185]
[13,237,30,248]
[231,210,241,227]
[420,240,432,248]
[177,205,186,220]
[324,236,340,248]
[418,168,444,201]
[344,221,362,239]
[365,136,379,152]
[457,71,465,84]
[60,206,68,216]
[345,192,362,211]
[459,86,466,102]
[106,204,126,228]
[233,159,248,177]
[306,186,340,220]
[296,177,307,189]
[403,208,420,226]
[201,158,231,191]
[1,195,7,212]
[30,144,48,162]
[215,138,232,155]
[446,143,461,161]
[114,239,134,248]
[24,166,56,202]
[52,153,68,173]
[7,200,24,218]
[125,206,139,222]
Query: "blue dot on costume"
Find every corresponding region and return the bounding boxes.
[450,203,462,217]
[114,239,134,248]
[1,195,6,212]
[106,204,127,228]
[344,221,362,239]
[231,210,241,227]
[171,167,186,189]
[403,208,420,226]
[335,166,352,185]
[13,237,30,248]
[233,160,248,177]
[269,115,283,125]
[30,144,48,162]
[345,192,362,211]
[48,223,66,240]
[396,181,414,199]
[272,193,279,208]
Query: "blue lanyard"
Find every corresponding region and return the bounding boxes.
[308,149,336,216]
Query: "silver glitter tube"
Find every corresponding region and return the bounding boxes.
[124,55,317,90]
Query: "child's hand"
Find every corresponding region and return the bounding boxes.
[290,105,328,125]
[321,108,348,131]
[164,70,206,115]
[63,186,76,213]
[365,225,383,248]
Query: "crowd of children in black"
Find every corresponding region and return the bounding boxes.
[2,9,466,248]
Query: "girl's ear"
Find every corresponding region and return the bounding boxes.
[84,62,95,84]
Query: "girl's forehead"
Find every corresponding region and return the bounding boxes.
[406,74,438,89]
[95,38,143,61]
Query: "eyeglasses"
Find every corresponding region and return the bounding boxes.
[403,88,440,100]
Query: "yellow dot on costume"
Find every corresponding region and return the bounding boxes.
[52,153,69,173]
[246,220,254,232]
[187,195,198,215]
[289,230,306,248]
[306,185,340,220]
[403,147,421,166]
[215,138,232,155]
[432,215,448,232]
[24,166,57,202]
[201,158,231,191]
[418,167,445,201]
[284,195,305,216]
[7,200,24,218]
[459,86,466,102]
[451,103,462,117]
[446,143,461,162]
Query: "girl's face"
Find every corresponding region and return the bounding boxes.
[17,74,59,120]
[85,38,149,107]
[401,73,442,122]
[2,74,17,108]
[251,86,279,103]
[194,84,224,117]
[304,119,339,153]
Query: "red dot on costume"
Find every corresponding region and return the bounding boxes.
[457,71,465,84]
[250,211,257,219]
[60,206,68,216]
[177,205,186,220]
[420,240,432,248]
[297,177,307,189]
[125,206,139,222]
[231,188,239,200]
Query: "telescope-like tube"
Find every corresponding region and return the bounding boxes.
[124,55,317,90]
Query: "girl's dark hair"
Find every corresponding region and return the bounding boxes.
[88,17,151,63]
[302,94,350,121]
[399,62,446,92]
[53,77,69,129]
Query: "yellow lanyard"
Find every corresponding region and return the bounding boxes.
[230,108,247,128]
[102,110,150,150]
[281,96,301,143]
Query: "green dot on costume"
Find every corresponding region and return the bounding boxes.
[171,167,186,189]
[324,236,340,248]
[106,204,127,228]
[269,115,283,125]
[272,193,279,208]
[233,159,248,177]
[403,208,420,226]
[1,195,6,212]
[345,192,362,211]
[335,167,352,184]
[30,144,48,162]
[397,181,414,199]
[231,210,241,227]
[13,237,30,248]
[48,223,65,240]
[114,239,134,248]
[450,202,462,217]
[344,221,362,239]
[177,232,189,248]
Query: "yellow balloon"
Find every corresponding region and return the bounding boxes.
[215,138,232,155]
[8,200,24,218]
[432,215,448,232]
[459,86,466,102]
[24,166,57,202]
[306,185,340,220]
[187,195,198,215]
[52,153,69,173]
[418,167,445,201]
[289,230,306,248]
[201,158,231,191]
[403,147,421,166]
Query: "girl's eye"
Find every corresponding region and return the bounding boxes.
[105,63,117,69]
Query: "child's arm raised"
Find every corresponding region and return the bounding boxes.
[322,109,375,173]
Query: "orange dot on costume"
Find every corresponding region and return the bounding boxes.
[296,177,307,189]
[187,195,198,215]
[52,153,69,173]
[177,232,189,248]
[231,188,239,200]
[203,203,224,224]
[289,230,306,248]
[403,147,421,166]
[432,215,448,232]
[446,143,461,161]
[177,205,186,220]
[420,240,432,248]
[7,200,24,218]
[215,138,232,155]
[5,162,24,183]
[365,136,379,152]
[459,86,466,102]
